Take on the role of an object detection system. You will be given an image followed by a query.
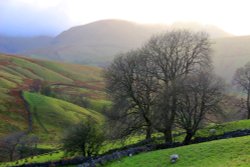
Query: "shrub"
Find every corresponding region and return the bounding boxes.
[62,118,105,157]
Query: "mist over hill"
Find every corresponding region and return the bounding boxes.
[1,19,250,80]
[0,20,231,63]
[212,36,250,80]
[26,20,233,64]
[23,20,168,64]
[0,35,52,54]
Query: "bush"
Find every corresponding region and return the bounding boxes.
[62,119,105,157]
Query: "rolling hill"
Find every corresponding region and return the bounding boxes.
[0,20,232,65]
[24,20,232,65]
[1,19,250,81]
[0,53,106,141]
[23,92,104,141]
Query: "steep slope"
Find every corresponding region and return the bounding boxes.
[0,54,104,139]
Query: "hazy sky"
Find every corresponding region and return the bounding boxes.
[1,0,250,36]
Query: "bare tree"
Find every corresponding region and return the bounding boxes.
[0,132,25,161]
[176,71,224,144]
[105,30,212,143]
[17,134,39,159]
[143,30,211,143]
[233,62,250,119]
[62,119,104,157]
[30,79,42,92]
[104,50,159,139]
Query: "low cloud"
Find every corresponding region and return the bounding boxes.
[0,0,71,36]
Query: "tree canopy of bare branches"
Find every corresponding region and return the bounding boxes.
[104,30,223,144]
[0,132,38,162]
[176,71,224,144]
[104,50,160,139]
[143,30,212,143]
[233,62,250,119]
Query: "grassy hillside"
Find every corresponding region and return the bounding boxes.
[24,34,250,82]
[0,20,245,81]
[0,119,249,166]
[25,23,250,82]
[196,119,250,137]
[0,54,105,139]
[23,92,104,142]
[106,135,250,167]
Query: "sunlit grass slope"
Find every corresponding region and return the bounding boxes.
[23,91,104,142]
[0,120,250,167]
[0,54,104,137]
[106,135,250,167]
[196,119,250,138]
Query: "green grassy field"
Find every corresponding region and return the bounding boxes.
[1,53,250,166]
[0,54,109,164]
[1,119,248,166]
[0,151,65,167]
[196,119,250,138]
[145,119,250,144]
[23,91,104,142]
[106,135,250,167]
[0,54,105,137]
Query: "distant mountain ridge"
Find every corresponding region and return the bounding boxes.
[2,19,250,81]
[0,35,52,54]
[0,20,232,65]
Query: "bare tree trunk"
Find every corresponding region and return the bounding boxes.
[10,155,12,162]
[233,63,250,119]
[247,89,250,119]
[145,126,152,139]
[164,93,177,144]
[144,114,152,139]
[164,127,173,144]
[10,147,15,161]
[183,130,194,145]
